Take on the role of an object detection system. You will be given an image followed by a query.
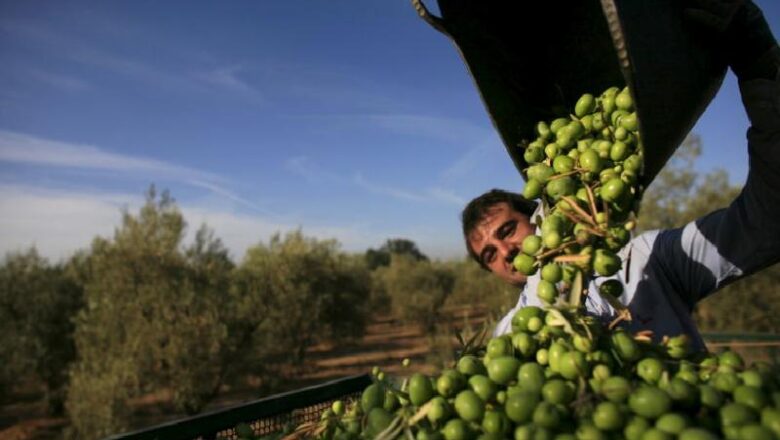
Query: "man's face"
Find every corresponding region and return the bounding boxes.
[467,202,535,287]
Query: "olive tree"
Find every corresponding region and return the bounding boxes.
[0,248,83,414]
[65,188,234,439]
[372,255,454,333]
[232,230,371,379]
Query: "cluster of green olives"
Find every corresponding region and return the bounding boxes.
[514,86,642,305]
[290,305,780,440]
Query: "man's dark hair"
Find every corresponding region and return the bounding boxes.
[461,189,538,269]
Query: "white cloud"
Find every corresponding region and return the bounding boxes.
[0,184,464,263]
[0,130,268,212]
[0,185,134,261]
[0,130,216,178]
[0,183,467,263]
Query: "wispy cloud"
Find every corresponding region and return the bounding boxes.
[193,65,265,103]
[0,130,265,213]
[0,20,266,102]
[284,154,467,207]
[365,114,490,144]
[0,130,220,180]
[0,20,201,92]
[353,173,427,202]
[427,187,466,206]
[284,155,341,184]
[440,142,495,180]
[27,69,90,92]
[352,173,464,207]
[186,179,271,214]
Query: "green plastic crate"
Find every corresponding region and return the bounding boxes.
[106,374,372,440]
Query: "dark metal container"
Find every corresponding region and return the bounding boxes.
[412,0,728,187]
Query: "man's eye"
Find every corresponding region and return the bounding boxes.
[498,221,517,239]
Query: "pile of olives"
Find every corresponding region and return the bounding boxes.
[294,306,780,440]
[514,86,642,306]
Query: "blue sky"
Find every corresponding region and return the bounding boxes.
[0,1,778,262]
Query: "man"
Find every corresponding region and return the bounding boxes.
[462,0,780,349]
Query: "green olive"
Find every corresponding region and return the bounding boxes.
[620,112,639,131]
[523,178,544,199]
[553,155,575,173]
[579,149,603,173]
[575,93,596,117]
[550,117,570,133]
[541,216,563,234]
[601,86,620,98]
[527,164,554,183]
[541,263,563,283]
[600,169,619,185]
[610,141,630,161]
[567,120,585,140]
[522,234,543,255]
[546,176,576,199]
[615,88,634,111]
[524,146,545,164]
[624,154,642,172]
[537,121,552,139]
[593,249,621,276]
[543,230,562,249]
[537,280,558,303]
[599,279,623,297]
[601,178,626,202]
[602,95,616,115]
[513,253,538,275]
[545,142,560,159]
[610,109,629,127]
[577,138,594,152]
[580,114,594,133]
[592,112,606,130]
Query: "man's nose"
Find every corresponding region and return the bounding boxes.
[496,241,518,263]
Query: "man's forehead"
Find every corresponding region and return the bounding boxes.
[479,203,510,224]
[468,203,509,242]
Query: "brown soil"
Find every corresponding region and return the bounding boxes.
[0,305,489,440]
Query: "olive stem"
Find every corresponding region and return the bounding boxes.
[561,196,597,227]
[537,241,578,260]
[548,170,579,180]
[584,183,600,220]
[583,226,606,237]
[560,210,589,229]
[553,254,591,264]
[602,199,610,226]
[558,211,604,237]
[607,308,633,330]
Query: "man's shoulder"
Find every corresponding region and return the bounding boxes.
[493,307,516,337]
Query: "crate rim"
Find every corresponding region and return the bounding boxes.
[105,374,373,440]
